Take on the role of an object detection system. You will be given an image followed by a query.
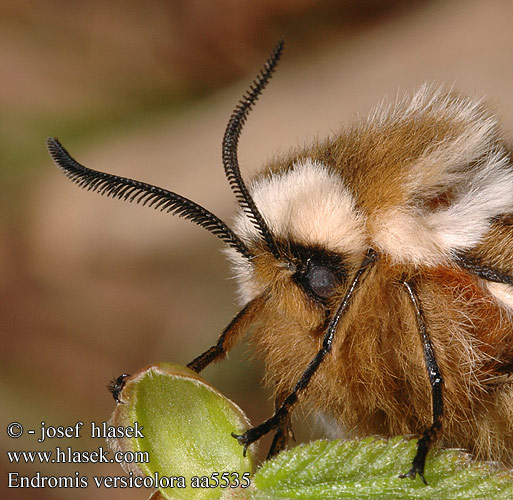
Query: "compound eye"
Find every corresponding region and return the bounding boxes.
[305,264,339,299]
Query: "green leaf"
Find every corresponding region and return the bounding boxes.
[108,362,255,500]
[243,437,513,500]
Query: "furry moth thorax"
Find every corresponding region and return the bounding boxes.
[48,42,513,483]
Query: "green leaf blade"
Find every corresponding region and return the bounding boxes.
[108,362,255,500]
[251,437,513,500]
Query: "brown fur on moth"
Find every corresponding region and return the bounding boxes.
[47,41,513,483]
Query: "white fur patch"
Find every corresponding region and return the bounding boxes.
[425,151,513,251]
[371,86,513,265]
[234,159,367,253]
[371,207,447,266]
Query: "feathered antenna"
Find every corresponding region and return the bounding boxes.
[222,40,284,260]
[46,137,253,259]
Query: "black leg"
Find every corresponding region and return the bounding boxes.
[187,296,264,373]
[399,280,444,485]
[454,253,513,284]
[232,249,377,455]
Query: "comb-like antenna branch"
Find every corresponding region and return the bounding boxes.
[222,40,284,260]
[46,137,253,259]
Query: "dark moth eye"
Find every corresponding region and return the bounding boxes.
[304,263,340,299]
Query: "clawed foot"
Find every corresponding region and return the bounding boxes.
[399,432,431,485]
[399,465,428,485]
[232,415,282,456]
[231,427,262,457]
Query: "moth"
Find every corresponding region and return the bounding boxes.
[47,41,513,483]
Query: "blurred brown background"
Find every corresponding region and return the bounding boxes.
[2,0,513,498]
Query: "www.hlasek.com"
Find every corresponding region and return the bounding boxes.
[6,420,251,490]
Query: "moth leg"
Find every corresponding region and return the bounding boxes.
[454,253,513,284]
[187,296,264,373]
[233,249,377,455]
[267,391,295,458]
[400,280,444,485]
[108,373,130,404]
